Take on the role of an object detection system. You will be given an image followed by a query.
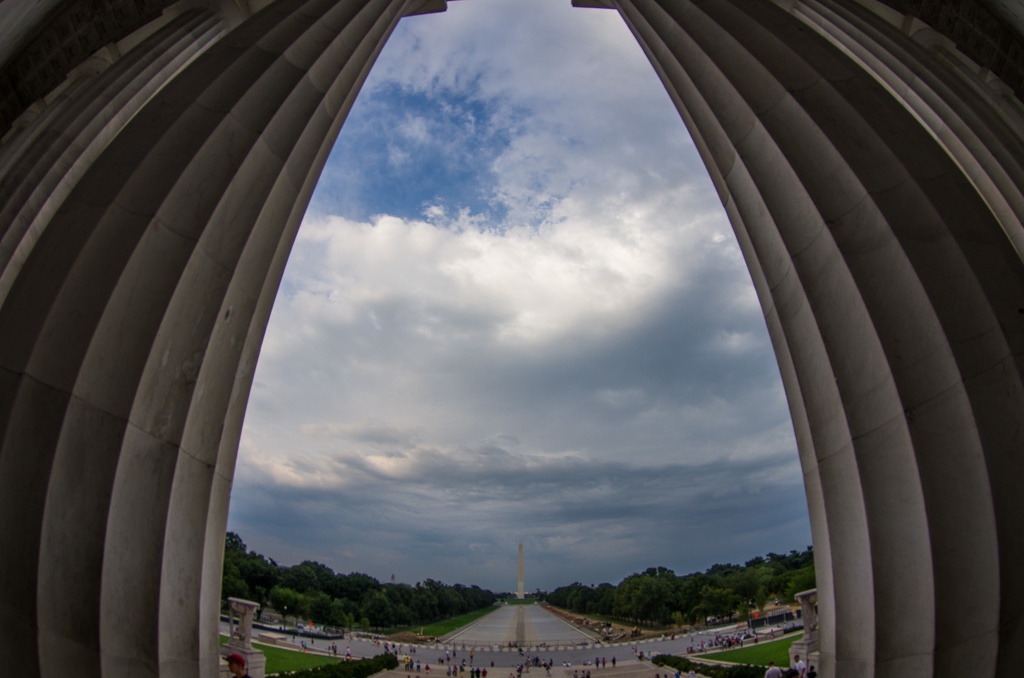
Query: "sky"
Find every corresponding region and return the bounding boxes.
[226,0,811,593]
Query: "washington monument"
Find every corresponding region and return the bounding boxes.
[517,543,525,599]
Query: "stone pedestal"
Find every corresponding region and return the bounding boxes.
[222,598,267,678]
[789,589,819,672]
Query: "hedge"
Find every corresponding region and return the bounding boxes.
[277,653,399,678]
[653,654,764,678]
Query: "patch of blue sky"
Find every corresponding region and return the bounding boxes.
[308,82,515,227]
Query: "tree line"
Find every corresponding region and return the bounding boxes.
[221,532,496,630]
[222,532,814,631]
[544,548,815,627]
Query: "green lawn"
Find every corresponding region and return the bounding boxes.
[695,633,803,667]
[220,635,340,675]
[418,606,498,637]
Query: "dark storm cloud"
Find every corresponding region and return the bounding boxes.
[231,444,806,590]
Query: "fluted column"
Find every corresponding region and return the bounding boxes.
[0,7,227,307]
[0,1,442,676]
[595,1,1024,676]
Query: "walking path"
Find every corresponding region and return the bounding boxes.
[443,605,597,646]
[377,659,670,678]
[230,606,794,671]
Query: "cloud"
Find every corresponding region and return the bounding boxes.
[232,444,806,588]
[229,0,810,591]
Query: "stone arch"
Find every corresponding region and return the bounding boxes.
[0,1,1021,677]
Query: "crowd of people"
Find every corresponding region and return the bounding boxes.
[677,630,759,655]
[763,654,815,678]
[296,638,351,658]
[273,614,813,678]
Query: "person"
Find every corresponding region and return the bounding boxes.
[806,666,817,678]
[793,655,807,678]
[227,653,251,678]
[764,661,783,678]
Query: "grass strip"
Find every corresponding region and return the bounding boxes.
[278,653,398,678]
[220,635,340,674]
[418,607,498,637]
[695,632,803,667]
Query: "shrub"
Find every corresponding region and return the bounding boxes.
[277,653,399,678]
[653,654,763,678]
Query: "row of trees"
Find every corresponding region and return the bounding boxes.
[222,532,813,631]
[221,533,496,630]
[544,548,815,627]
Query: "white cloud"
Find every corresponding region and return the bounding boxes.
[709,330,762,355]
[277,201,719,350]
[398,114,432,143]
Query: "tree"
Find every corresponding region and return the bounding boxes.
[237,553,280,606]
[723,567,760,600]
[613,575,643,622]
[363,590,394,629]
[698,585,739,623]
[411,588,438,621]
[333,572,380,602]
[222,560,250,602]
[754,586,768,614]
[225,532,247,553]
[329,599,353,627]
[784,566,816,601]
[308,591,334,625]
[280,562,329,594]
[269,586,306,623]
[592,583,616,616]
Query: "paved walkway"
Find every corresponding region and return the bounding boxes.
[443,605,596,646]
[378,659,673,678]
[234,609,793,671]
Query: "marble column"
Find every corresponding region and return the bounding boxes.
[590,0,1024,676]
[0,7,227,306]
[0,1,444,676]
